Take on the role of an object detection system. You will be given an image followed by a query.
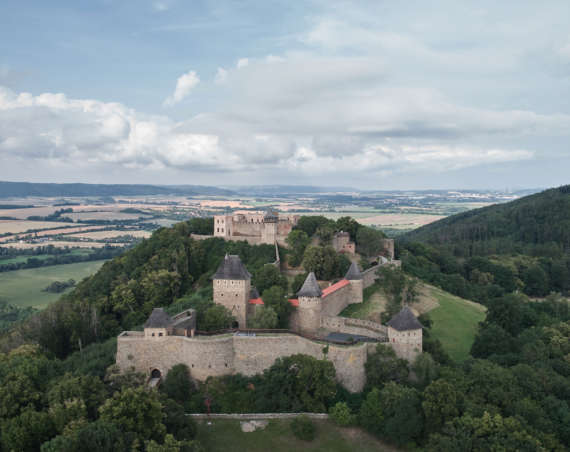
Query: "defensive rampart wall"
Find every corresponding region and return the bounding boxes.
[362,264,381,288]
[321,316,387,339]
[117,332,368,392]
[321,284,352,317]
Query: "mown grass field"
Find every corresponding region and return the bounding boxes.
[340,282,486,362]
[195,419,399,452]
[427,286,486,362]
[0,260,106,308]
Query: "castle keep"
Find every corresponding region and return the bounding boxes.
[116,255,421,392]
[213,211,299,246]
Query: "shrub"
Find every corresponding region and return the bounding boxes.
[329,402,355,426]
[290,415,316,441]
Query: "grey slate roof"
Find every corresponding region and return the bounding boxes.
[144,308,173,328]
[344,262,362,280]
[387,306,423,331]
[212,254,252,280]
[264,210,278,222]
[250,287,260,299]
[297,272,322,297]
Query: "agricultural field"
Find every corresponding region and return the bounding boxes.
[0,206,60,219]
[62,211,150,221]
[0,220,80,235]
[33,225,107,237]
[0,249,92,266]
[289,211,445,230]
[195,419,399,452]
[0,260,107,308]
[68,229,152,240]
[0,241,123,249]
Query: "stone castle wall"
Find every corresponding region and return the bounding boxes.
[321,316,387,339]
[321,284,352,317]
[362,264,381,288]
[233,221,263,237]
[117,332,368,392]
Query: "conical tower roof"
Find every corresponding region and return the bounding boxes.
[212,254,252,280]
[297,272,322,297]
[144,308,173,328]
[387,306,423,331]
[344,262,362,280]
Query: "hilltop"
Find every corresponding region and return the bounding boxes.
[402,185,570,257]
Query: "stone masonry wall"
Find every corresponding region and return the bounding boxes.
[117,332,368,392]
[213,279,250,328]
[232,221,263,237]
[362,264,381,288]
[387,326,422,362]
[321,284,352,317]
[321,316,387,339]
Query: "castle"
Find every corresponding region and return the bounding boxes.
[207,211,396,260]
[213,211,299,246]
[116,254,422,392]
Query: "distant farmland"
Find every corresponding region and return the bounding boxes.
[0,220,82,235]
[68,230,151,240]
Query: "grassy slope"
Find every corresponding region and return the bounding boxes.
[427,286,486,362]
[340,283,486,362]
[0,260,106,308]
[196,419,399,452]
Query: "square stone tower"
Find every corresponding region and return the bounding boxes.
[212,254,252,328]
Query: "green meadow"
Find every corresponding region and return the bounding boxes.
[0,260,106,308]
[427,286,487,362]
[196,419,399,452]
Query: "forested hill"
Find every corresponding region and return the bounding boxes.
[0,181,234,197]
[401,185,570,257]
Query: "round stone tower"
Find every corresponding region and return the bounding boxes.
[387,306,423,361]
[344,262,363,304]
[296,272,323,334]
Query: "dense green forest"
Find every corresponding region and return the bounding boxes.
[399,186,570,305]
[403,185,570,257]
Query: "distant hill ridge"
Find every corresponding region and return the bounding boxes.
[401,185,570,255]
[0,181,234,198]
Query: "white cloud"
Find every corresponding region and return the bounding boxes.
[236,58,249,69]
[0,84,542,181]
[214,67,228,84]
[163,70,200,107]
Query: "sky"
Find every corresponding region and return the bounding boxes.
[0,0,569,190]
